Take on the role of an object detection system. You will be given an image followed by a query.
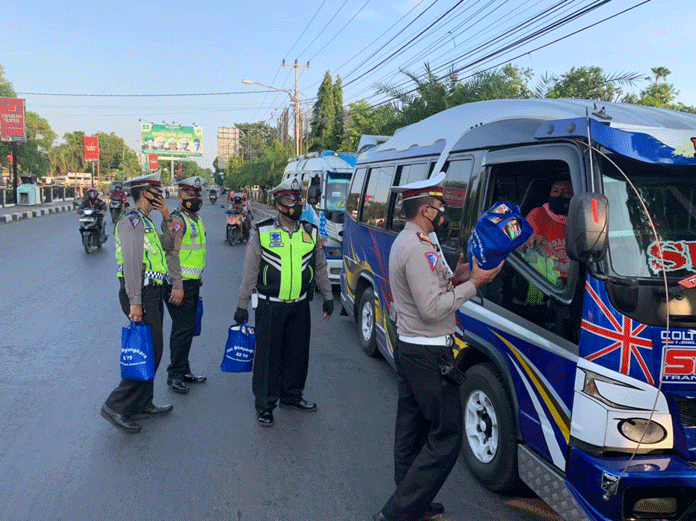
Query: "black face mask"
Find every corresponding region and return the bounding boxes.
[548,196,571,216]
[184,197,202,213]
[428,206,451,240]
[280,202,303,221]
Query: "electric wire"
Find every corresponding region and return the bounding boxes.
[306,0,371,63]
[296,0,349,60]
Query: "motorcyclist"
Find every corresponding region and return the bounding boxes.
[110,182,128,202]
[209,186,218,203]
[230,194,250,240]
[242,192,253,229]
[79,187,108,240]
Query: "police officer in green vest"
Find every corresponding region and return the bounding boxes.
[163,176,207,394]
[235,177,334,427]
[101,171,175,434]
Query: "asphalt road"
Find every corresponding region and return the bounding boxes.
[0,201,561,521]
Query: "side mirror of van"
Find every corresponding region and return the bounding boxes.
[566,193,608,263]
[307,185,321,205]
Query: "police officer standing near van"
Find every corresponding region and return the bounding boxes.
[375,173,503,521]
[100,171,174,434]
[234,177,333,428]
[163,176,207,394]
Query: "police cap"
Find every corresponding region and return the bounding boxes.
[271,177,302,201]
[390,171,446,202]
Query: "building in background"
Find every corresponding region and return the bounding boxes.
[217,127,240,170]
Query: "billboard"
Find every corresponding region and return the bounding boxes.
[84,136,99,161]
[148,154,159,171]
[141,123,203,157]
[0,98,26,142]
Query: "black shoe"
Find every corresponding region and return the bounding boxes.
[131,403,173,420]
[257,410,274,427]
[166,378,189,394]
[374,514,389,521]
[100,404,141,433]
[279,399,317,412]
[182,373,207,383]
[416,502,445,520]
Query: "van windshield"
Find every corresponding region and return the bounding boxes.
[325,172,351,211]
[602,156,696,279]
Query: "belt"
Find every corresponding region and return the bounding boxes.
[119,277,162,288]
[258,293,307,304]
[399,334,454,347]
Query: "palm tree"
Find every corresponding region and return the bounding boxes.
[651,66,671,84]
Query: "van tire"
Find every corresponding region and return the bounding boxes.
[357,287,378,357]
[460,363,519,493]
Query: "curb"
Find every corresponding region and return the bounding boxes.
[0,203,75,224]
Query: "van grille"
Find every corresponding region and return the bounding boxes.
[675,396,696,428]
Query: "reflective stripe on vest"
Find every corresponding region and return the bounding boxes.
[258,224,316,300]
[115,210,167,281]
[176,210,206,280]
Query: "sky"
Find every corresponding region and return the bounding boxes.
[1,0,694,171]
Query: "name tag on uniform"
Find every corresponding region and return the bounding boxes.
[270,232,284,247]
[302,232,312,243]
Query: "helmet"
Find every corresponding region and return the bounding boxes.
[234,195,242,203]
[114,182,122,191]
[87,187,98,200]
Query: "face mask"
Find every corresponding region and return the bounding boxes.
[428,205,451,239]
[184,197,202,212]
[548,196,570,216]
[280,202,303,221]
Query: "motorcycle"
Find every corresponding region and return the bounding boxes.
[109,199,123,223]
[226,209,247,245]
[79,208,107,254]
[209,192,218,204]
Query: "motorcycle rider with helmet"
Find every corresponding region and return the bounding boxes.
[79,187,108,240]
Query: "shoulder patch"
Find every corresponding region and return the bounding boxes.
[128,215,141,228]
[417,232,432,245]
[424,251,439,271]
[172,222,182,233]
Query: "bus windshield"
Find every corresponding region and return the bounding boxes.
[324,172,352,211]
[602,156,696,279]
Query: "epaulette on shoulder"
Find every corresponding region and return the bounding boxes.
[416,232,433,245]
[255,217,274,230]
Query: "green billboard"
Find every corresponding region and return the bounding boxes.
[141,123,203,157]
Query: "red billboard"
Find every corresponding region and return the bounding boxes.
[0,98,26,142]
[148,154,159,171]
[84,136,99,161]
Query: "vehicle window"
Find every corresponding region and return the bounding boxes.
[325,172,351,212]
[600,156,696,279]
[479,159,579,343]
[361,165,395,229]
[390,163,429,232]
[346,167,367,220]
[440,159,473,253]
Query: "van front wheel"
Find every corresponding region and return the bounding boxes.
[357,288,378,357]
[460,363,519,493]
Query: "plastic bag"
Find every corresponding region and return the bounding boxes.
[220,321,257,373]
[120,320,155,381]
[467,201,533,270]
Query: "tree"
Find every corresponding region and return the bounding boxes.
[310,71,336,151]
[543,66,642,101]
[651,67,671,84]
[331,75,344,151]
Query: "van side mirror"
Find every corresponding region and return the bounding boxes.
[566,193,608,263]
[307,185,321,205]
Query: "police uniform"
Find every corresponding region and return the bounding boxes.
[163,176,207,394]
[101,172,173,433]
[377,173,478,521]
[236,177,333,427]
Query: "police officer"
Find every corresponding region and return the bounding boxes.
[163,176,207,394]
[234,177,334,427]
[100,172,174,434]
[375,173,503,521]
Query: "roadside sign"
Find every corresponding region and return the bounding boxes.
[0,98,26,142]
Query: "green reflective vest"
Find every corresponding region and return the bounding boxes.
[115,210,167,282]
[257,220,317,300]
[175,210,206,280]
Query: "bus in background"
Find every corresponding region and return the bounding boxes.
[281,150,358,286]
[340,98,696,521]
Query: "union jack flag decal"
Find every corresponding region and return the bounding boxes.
[581,281,655,385]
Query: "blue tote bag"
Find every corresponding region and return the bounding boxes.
[468,201,533,269]
[193,297,203,337]
[221,321,257,373]
[120,321,156,381]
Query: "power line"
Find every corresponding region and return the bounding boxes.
[16,90,271,97]
[307,0,371,63]
[296,0,349,60]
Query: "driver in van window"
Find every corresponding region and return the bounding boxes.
[523,179,573,286]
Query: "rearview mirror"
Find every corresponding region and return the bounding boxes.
[566,193,608,263]
[307,185,321,205]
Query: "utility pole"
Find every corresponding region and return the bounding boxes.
[282,59,309,156]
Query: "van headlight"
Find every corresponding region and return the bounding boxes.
[582,369,637,410]
[618,418,667,444]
